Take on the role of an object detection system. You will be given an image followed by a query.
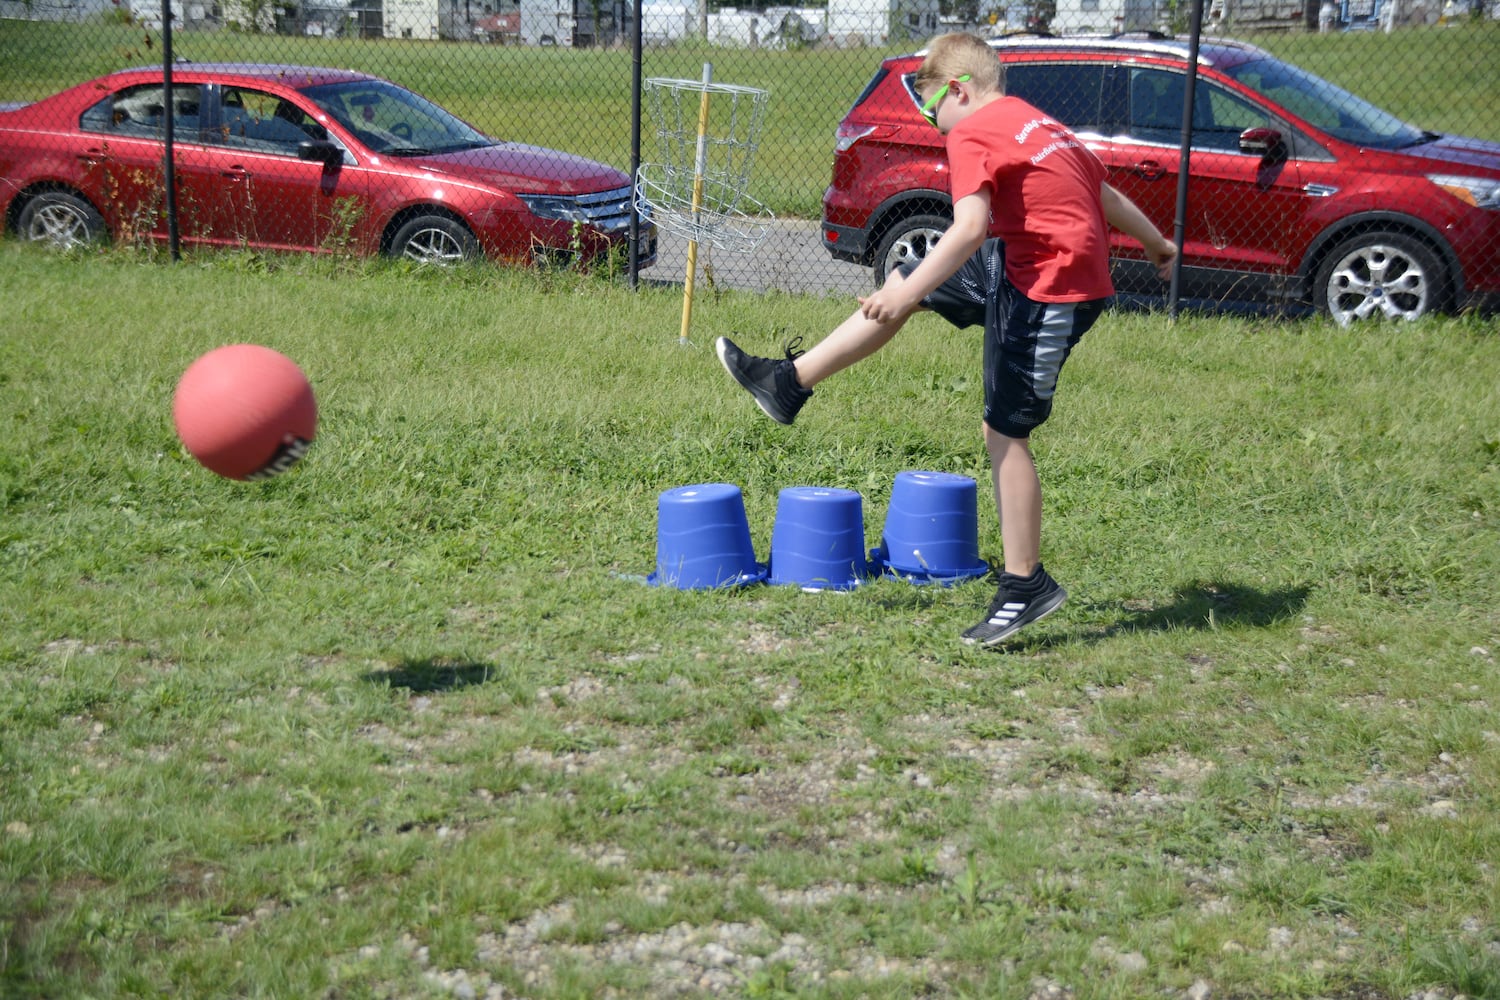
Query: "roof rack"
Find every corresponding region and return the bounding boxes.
[987,34,1199,62]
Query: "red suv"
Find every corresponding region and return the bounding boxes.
[821,34,1500,322]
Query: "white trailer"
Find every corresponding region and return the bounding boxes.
[382,0,439,38]
[519,0,574,44]
[825,0,940,46]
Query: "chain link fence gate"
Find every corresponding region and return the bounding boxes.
[2,0,1497,319]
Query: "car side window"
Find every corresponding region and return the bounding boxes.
[214,87,327,154]
[1230,65,1339,132]
[1127,69,1187,144]
[1127,68,1274,153]
[1202,85,1276,149]
[80,83,203,139]
[1004,63,1107,134]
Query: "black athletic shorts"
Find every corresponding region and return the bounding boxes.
[900,237,1109,438]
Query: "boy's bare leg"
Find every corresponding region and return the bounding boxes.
[984,423,1042,578]
[793,270,918,389]
[961,422,1067,646]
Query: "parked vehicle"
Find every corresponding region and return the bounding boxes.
[0,63,655,269]
[820,34,1500,322]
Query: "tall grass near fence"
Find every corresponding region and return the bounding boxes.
[3,18,1499,221]
[1,243,1498,997]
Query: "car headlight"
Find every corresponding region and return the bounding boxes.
[1428,174,1500,210]
[516,193,590,224]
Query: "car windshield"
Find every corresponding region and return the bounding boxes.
[1222,57,1428,150]
[300,79,494,155]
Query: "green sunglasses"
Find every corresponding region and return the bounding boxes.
[919,74,970,127]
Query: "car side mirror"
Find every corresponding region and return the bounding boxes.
[1239,127,1287,164]
[298,139,344,168]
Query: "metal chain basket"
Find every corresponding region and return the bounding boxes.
[635,73,774,255]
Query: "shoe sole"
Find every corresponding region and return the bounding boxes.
[963,586,1068,647]
[715,337,793,425]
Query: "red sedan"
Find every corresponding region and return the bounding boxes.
[0,63,655,268]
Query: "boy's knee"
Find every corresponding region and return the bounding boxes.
[983,420,1030,455]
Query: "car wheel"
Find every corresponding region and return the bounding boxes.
[1313,230,1449,325]
[872,213,950,286]
[390,215,478,265]
[18,191,106,250]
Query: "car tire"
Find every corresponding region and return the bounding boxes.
[18,191,107,250]
[872,213,950,286]
[389,215,479,265]
[1312,230,1449,325]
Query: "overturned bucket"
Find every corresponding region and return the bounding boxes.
[647,483,767,590]
[767,487,869,591]
[871,471,991,584]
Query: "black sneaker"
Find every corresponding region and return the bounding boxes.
[715,335,813,426]
[961,565,1068,646]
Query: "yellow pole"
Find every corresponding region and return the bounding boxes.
[679,64,712,346]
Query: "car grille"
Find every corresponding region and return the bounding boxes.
[577,185,635,234]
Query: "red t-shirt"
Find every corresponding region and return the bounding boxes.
[946,97,1113,302]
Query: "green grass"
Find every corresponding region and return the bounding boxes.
[2,241,1498,997]
[2,19,1499,219]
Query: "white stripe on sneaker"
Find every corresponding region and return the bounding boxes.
[988,601,1025,625]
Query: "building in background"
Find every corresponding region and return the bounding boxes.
[825,0,940,44]
[1050,0,1158,32]
[638,0,933,46]
[122,0,275,30]
[383,0,437,36]
[0,0,118,19]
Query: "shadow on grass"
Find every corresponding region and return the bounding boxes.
[1004,579,1313,652]
[1107,579,1312,633]
[363,658,499,693]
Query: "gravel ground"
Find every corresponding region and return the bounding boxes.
[316,658,1500,1000]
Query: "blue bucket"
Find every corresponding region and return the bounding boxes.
[647,483,767,590]
[767,487,869,591]
[871,471,991,584]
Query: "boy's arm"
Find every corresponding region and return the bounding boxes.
[858,191,990,323]
[1101,182,1177,280]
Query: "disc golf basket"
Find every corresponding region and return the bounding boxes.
[635,66,773,344]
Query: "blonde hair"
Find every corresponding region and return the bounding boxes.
[915,32,1003,100]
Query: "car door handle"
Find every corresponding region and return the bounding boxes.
[1132,160,1166,181]
[78,148,104,166]
[221,166,249,182]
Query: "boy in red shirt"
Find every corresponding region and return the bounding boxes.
[717,31,1177,646]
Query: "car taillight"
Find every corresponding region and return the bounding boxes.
[835,123,901,153]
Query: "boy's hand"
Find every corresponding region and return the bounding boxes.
[858,284,920,324]
[859,193,989,324]
[1146,237,1177,281]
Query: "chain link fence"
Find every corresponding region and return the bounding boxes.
[2,0,1497,317]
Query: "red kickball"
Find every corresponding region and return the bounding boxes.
[172,344,317,481]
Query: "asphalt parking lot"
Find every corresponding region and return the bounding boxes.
[645,217,871,299]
